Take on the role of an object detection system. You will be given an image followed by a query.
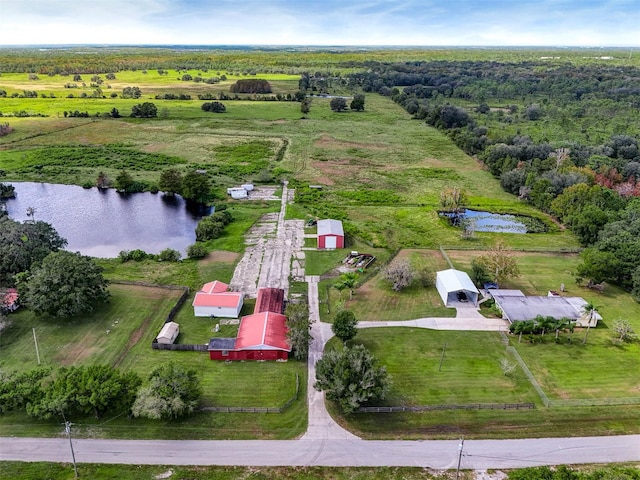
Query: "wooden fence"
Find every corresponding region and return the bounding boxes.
[357,402,535,413]
[199,373,299,413]
[152,343,208,351]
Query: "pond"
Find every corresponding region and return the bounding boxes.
[4,182,212,258]
[440,209,542,234]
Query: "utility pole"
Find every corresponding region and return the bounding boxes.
[32,327,41,365]
[438,343,447,372]
[64,419,79,478]
[455,438,464,480]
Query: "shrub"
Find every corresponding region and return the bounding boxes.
[187,243,208,259]
[157,248,181,262]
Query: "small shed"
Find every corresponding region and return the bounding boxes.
[227,187,248,199]
[317,219,344,249]
[436,269,480,307]
[193,280,244,318]
[156,321,179,344]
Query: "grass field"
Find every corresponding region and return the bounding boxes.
[336,329,537,406]
[0,283,307,440]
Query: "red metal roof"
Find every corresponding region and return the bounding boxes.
[200,280,229,294]
[192,292,243,308]
[254,288,285,314]
[236,312,290,351]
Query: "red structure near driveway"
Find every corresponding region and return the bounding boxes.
[208,287,290,361]
[208,311,290,360]
[317,219,344,249]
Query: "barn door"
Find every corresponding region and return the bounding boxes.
[325,236,337,249]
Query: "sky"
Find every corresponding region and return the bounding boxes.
[0,0,639,47]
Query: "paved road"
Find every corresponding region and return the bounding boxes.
[1,435,638,467]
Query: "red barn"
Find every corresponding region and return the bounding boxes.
[317,219,344,249]
[208,311,290,361]
[254,287,285,314]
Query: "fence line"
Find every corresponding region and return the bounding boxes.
[439,245,454,269]
[358,402,535,413]
[438,245,581,253]
[151,343,208,351]
[199,373,299,413]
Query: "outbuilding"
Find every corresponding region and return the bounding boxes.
[208,311,290,360]
[193,280,244,318]
[435,269,480,307]
[317,219,344,249]
[489,289,602,327]
[156,321,180,344]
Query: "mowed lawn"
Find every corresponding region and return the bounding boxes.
[0,283,307,440]
[343,328,536,406]
[445,250,640,400]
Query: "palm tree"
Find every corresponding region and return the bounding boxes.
[340,272,359,301]
[333,282,346,300]
[582,301,597,345]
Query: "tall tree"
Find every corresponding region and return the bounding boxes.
[330,97,347,112]
[132,362,201,420]
[332,309,358,343]
[285,303,312,360]
[478,240,520,285]
[383,259,415,292]
[314,345,391,414]
[181,171,210,203]
[350,93,365,111]
[159,168,183,196]
[0,218,67,284]
[17,251,109,318]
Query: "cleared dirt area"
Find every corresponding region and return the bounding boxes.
[230,183,305,298]
[200,250,240,264]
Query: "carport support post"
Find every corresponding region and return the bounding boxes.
[438,343,447,372]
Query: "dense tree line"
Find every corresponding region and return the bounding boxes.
[345,61,640,298]
[229,79,272,94]
[0,362,201,421]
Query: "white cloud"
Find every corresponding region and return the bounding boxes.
[0,0,638,46]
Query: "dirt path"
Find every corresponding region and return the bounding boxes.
[229,182,304,298]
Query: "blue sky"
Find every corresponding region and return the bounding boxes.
[0,0,638,46]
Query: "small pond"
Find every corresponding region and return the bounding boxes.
[440,209,543,234]
[4,182,212,258]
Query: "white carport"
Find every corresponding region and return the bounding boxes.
[436,269,480,307]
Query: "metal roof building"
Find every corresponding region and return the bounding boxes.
[489,290,602,327]
[317,219,344,249]
[435,269,480,307]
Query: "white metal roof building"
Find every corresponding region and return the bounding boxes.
[435,269,480,307]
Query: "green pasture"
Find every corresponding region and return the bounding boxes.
[334,328,536,406]
[330,326,640,439]
[0,84,576,251]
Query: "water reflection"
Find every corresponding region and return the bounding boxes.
[5,182,211,258]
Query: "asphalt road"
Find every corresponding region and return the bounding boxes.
[1,435,639,467]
